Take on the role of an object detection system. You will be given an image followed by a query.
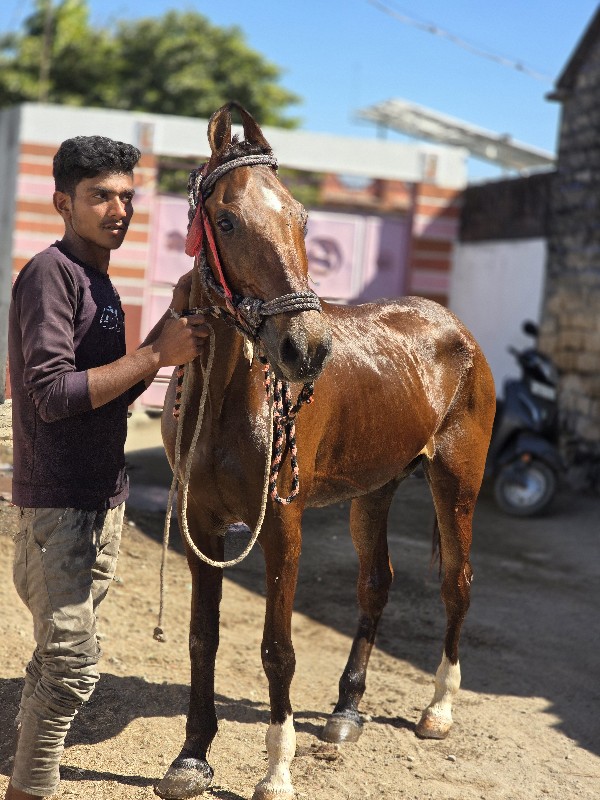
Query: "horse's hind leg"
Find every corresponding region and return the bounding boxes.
[156,496,223,799]
[416,420,489,740]
[321,480,398,744]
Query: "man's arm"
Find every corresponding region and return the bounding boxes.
[17,259,206,420]
[87,313,207,409]
[88,270,207,409]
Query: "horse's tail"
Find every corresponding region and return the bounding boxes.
[429,515,442,579]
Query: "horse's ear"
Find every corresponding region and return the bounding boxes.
[207,105,233,158]
[229,101,272,152]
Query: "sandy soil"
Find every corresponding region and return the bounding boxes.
[1,415,599,800]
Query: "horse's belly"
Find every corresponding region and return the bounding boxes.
[305,435,423,507]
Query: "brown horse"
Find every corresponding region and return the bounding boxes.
[156,102,495,800]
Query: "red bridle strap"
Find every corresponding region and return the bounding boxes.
[198,202,234,304]
[184,166,234,307]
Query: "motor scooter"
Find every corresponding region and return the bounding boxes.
[486,321,563,516]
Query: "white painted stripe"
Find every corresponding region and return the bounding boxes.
[19,154,53,166]
[413,215,459,238]
[408,269,450,294]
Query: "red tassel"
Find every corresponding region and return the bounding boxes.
[185,207,204,257]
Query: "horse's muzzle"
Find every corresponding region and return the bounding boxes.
[263,312,333,382]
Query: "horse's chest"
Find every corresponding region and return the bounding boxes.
[191,407,268,510]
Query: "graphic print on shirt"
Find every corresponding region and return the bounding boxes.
[99,305,123,332]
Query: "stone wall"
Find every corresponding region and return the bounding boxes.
[539,33,600,465]
[460,172,552,242]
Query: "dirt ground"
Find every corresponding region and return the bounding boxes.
[1,412,599,800]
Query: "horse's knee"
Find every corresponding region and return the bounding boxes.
[261,639,295,685]
[189,630,219,661]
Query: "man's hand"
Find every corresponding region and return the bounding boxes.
[153,313,209,368]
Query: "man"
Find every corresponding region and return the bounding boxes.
[5,135,207,799]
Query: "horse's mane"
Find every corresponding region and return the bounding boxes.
[218,135,273,165]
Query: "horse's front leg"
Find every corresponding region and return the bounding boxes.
[252,509,302,800]
[155,496,223,800]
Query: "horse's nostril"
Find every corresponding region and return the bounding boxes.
[280,334,302,368]
[317,334,333,366]
[278,331,332,379]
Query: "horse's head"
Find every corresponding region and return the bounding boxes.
[195,102,332,383]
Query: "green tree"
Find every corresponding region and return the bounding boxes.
[0,1,301,127]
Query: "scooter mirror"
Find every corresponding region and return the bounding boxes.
[522,320,539,338]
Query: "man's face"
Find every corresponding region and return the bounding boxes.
[55,172,135,251]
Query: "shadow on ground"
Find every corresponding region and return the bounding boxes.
[71,443,600,761]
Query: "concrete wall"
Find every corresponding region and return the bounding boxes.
[449,238,546,392]
[0,108,20,401]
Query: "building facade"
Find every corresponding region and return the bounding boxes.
[0,103,466,408]
[540,9,600,465]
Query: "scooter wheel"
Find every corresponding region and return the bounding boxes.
[494,458,557,516]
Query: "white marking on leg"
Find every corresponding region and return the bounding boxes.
[262,187,283,212]
[253,715,295,799]
[422,653,461,728]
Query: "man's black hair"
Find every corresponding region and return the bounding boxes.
[53,135,141,195]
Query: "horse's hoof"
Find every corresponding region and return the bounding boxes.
[320,711,363,743]
[154,753,214,799]
[252,780,295,800]
[415,711,452,740]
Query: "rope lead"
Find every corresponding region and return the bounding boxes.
[154,327,275,641]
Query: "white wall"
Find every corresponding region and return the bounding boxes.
[449,238,547,394]
[18,103,467,187]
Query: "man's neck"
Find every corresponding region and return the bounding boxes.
[60,232,110,274]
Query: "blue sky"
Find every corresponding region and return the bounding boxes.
[1,1,598,178]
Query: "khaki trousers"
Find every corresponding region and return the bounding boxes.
[11,504,124,796]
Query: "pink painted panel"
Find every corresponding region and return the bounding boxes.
[305,212,358,301]
[142,373,174,409]
[17,177,54,197]
[149,195,193,284]
[359,217,408,302]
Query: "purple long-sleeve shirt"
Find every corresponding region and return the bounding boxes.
[9,242,144,510]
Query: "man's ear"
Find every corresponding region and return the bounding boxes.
[53,190,72,219]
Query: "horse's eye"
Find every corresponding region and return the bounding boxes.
[217,217,234,232]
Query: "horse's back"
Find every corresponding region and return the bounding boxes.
[325,295,483,360]
[322,295,494,412]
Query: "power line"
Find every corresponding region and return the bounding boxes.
[366,0,554,83]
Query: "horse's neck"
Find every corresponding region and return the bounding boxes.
[188,275,248,396]
[190,266,209,310]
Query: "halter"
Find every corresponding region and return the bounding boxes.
[178,151,321,505]
[185,153,322,340]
